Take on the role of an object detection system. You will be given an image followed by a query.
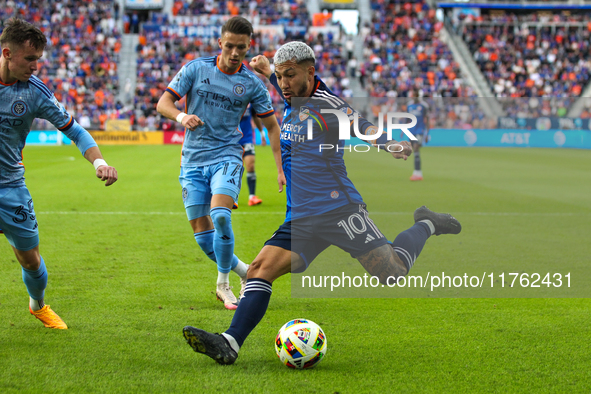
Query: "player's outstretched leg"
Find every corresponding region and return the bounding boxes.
[183,326,238,365]
[413,205,461,236]
[383,206,461,277]
[183,245,292,363]
[184,278,272,364]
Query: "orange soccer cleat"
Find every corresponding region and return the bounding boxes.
[248,196,263,206]
[30,305,68,329]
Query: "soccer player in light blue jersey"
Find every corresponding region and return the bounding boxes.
[157,17,285,310]
[0,19,118,329]
[182,42,461,364]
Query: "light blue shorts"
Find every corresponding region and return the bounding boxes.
[179,161,244,220]
[0,185,40,251]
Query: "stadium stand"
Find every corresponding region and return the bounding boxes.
[10,0,590,131]
[460,10,591,117]
[363,0,476,99]
[358,0,490,129]
[0,0,122,130]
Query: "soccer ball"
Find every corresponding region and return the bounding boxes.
[275,318,327,369]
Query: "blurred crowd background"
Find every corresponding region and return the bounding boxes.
[2,0,591,132]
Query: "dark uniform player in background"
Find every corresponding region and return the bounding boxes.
[239,103,266,206]
[406,91,429,181]
[182,42,461,364]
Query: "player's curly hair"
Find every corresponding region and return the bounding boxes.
[274,41,316,67]
[221,16,253,37]
[0,18,47,50]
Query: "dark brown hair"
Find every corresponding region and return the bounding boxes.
[0,18,47,50]
[221,16,253,37]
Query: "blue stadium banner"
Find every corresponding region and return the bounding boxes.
[125,0,164,10]
[26,131,72,145]
[428,129,591,149]
[348,129,590,149]
[142,23,219,38]
[437,2,591,10]
[284,25,308,37]
[498,117,591,131]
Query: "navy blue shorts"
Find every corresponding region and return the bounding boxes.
[241,143,255,157]
[264,203,389,273]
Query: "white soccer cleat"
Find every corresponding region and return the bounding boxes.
[216,283,238,310]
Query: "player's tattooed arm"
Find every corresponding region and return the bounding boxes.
[357,244,408,284]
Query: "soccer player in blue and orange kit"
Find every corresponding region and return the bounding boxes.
[157,17,285,310]
[406,91,429,181]
[182,42,461,364]
[239,103,266,206]
[0,19,118,329]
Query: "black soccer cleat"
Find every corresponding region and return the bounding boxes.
[183,326,238,365]
[414,206,461,236]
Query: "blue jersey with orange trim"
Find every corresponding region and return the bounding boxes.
[269,74,376,222]
[0,75,97,186]
[166,56,274,166]
[239,103,256,145]
[407,102,428,135]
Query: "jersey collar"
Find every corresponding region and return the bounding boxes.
[0,78,18,86]
[310,76,321,96]
[216,55,243,75]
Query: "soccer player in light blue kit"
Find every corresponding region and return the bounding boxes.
[157,17,285,310]
[406,91,429,181]
[0,19,118,329]
[182,42,461,364]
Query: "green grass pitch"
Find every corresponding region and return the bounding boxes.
[1,144,590,393]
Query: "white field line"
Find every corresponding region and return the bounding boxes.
[37,211,586,216]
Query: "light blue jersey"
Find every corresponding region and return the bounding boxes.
[0,75,98,250]
[166,56,275,167]
[0,75,97,186]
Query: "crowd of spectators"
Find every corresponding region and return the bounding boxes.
[171,0,309,29]
[461,11,591,117]
[9,1,591,132]
[357,0,486,128]
[364,96,496,131]
[0,0,122,130]
[133,1,355,131]
[362,0,476,100]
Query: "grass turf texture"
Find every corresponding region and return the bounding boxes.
[0,145,589,393]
